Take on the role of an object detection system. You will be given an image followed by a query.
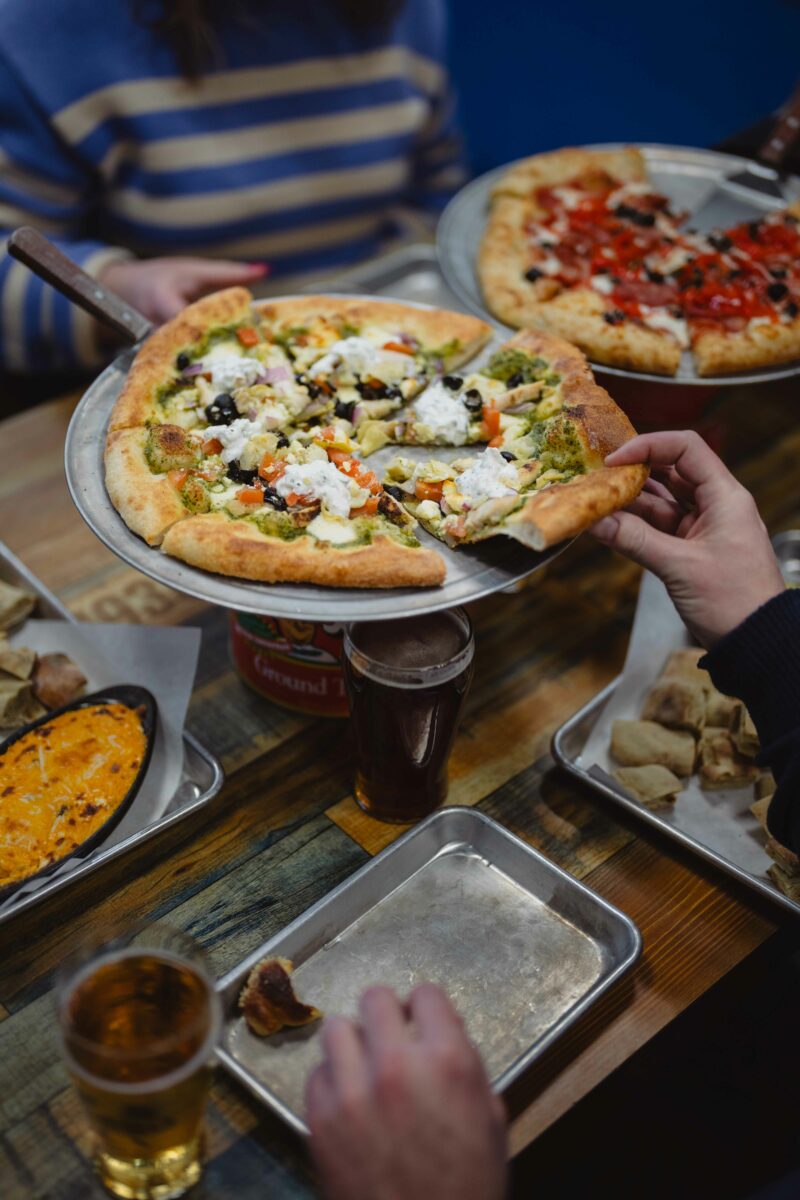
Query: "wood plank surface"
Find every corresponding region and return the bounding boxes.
[0,374,798,1198]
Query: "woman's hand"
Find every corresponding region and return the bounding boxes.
[305,984,507,1200]
[98,256,268,324]
[592,430,785,648]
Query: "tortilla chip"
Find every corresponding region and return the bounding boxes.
[698,728,760,790]
[641,678,706,735]
[611,719,697,776]
[613,764,682,809]
[0,580,35,632]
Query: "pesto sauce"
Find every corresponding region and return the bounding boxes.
[271,326,310,358]
[336,321,361,338]
[419,338,462,368]
[480,348,561,388]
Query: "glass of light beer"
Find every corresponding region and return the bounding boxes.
[343,608,474,822]
[56,928,221,1200]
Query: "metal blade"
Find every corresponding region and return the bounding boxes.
[687,176,786,234]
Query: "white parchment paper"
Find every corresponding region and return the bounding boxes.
[579,571,773,881]
[1,621,200,911]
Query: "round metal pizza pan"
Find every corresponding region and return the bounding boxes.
[437,142,800,387]
[64,303,566,623]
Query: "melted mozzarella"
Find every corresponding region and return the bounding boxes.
[275,460,353,518]
[307,514,357,544]
[590,274,614,295]
[413,381,471,444]
[639,306,689,348]
[455,448,518,503]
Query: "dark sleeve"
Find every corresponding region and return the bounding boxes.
[700,590,800,855]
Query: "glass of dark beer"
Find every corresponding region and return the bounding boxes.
[343,608,474,822]
[56,927,221,1200]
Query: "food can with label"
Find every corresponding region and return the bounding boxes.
[229,612,348,717]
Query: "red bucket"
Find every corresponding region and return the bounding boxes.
[229,612,347,717]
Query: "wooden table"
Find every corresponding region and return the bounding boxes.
[1,379,799,1199]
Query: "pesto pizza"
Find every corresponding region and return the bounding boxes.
[479,146,800,377]
[104,289,647,588]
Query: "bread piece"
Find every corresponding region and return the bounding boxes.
[0,678,46,729]
[660,647,711,692]
[0,580,35,632]
[239,956,322,1037]
[613,764,682,810]
[0,637,35,680]
[764,835,800,877]
[730,703,759,758]
[755,771,776,801]
[641,678,706,735]
[31,653,87,710]
[611,719,697,775]
[705,689,738,728]
[750,795,771,831]
[698,728,760,790]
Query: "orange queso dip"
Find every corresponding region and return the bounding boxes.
[0,702,146,888]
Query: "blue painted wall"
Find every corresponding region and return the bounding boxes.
[449,0,800,173]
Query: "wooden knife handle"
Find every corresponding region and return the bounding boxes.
[759,80,800,168]
[7,226,153,344]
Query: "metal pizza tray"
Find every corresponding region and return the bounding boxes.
[552,682,800,919]
[0,540,224,926]
[64,293,566,624]
[438,142,800,387]
[215,806,641,1135]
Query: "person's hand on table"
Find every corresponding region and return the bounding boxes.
[591,430,785,648]
[98,257,268,325]
[305,984,507,1200]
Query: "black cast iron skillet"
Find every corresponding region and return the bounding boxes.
[0,684,157,899]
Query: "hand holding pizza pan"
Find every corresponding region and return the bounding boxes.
[8,228,633,622]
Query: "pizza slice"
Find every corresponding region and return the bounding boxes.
[479,147,693,375]
[679,207,800,376]
[355,330,563,455]
[381,331,648,550]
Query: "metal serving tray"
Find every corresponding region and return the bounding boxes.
[0,540,224,926]
[64,290,565,623]
[216,806,641,1134]
[438,142,800,387]
[552,682,800,919]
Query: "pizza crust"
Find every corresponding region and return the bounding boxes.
[105,428,188,546]
[254,296,492,366]
[492,146,647,204]
[500,464,648,551]
[161,513,446,588]
[691,315,800,376]
[109,287,253,431]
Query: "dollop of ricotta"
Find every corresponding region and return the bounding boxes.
[455,448,518,503]
[274,460,353,518]
[309,336,411,383]
[203,346,263,390]
[204,418,262,464]
[413,381,471,444]
[639,306,689,348]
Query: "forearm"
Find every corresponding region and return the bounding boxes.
[702,590,800,853]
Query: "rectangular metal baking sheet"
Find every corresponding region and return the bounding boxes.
[216,806,641,1134]
[0,540,224,926]
[553,684,800,918]
[552,568,798,919]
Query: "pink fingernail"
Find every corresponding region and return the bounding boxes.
[247,262,270,277]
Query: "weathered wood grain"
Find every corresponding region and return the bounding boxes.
[0,376,799,1198]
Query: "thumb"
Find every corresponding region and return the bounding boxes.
[591,510,680,579]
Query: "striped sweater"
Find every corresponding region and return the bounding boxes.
[0,0,465,371]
